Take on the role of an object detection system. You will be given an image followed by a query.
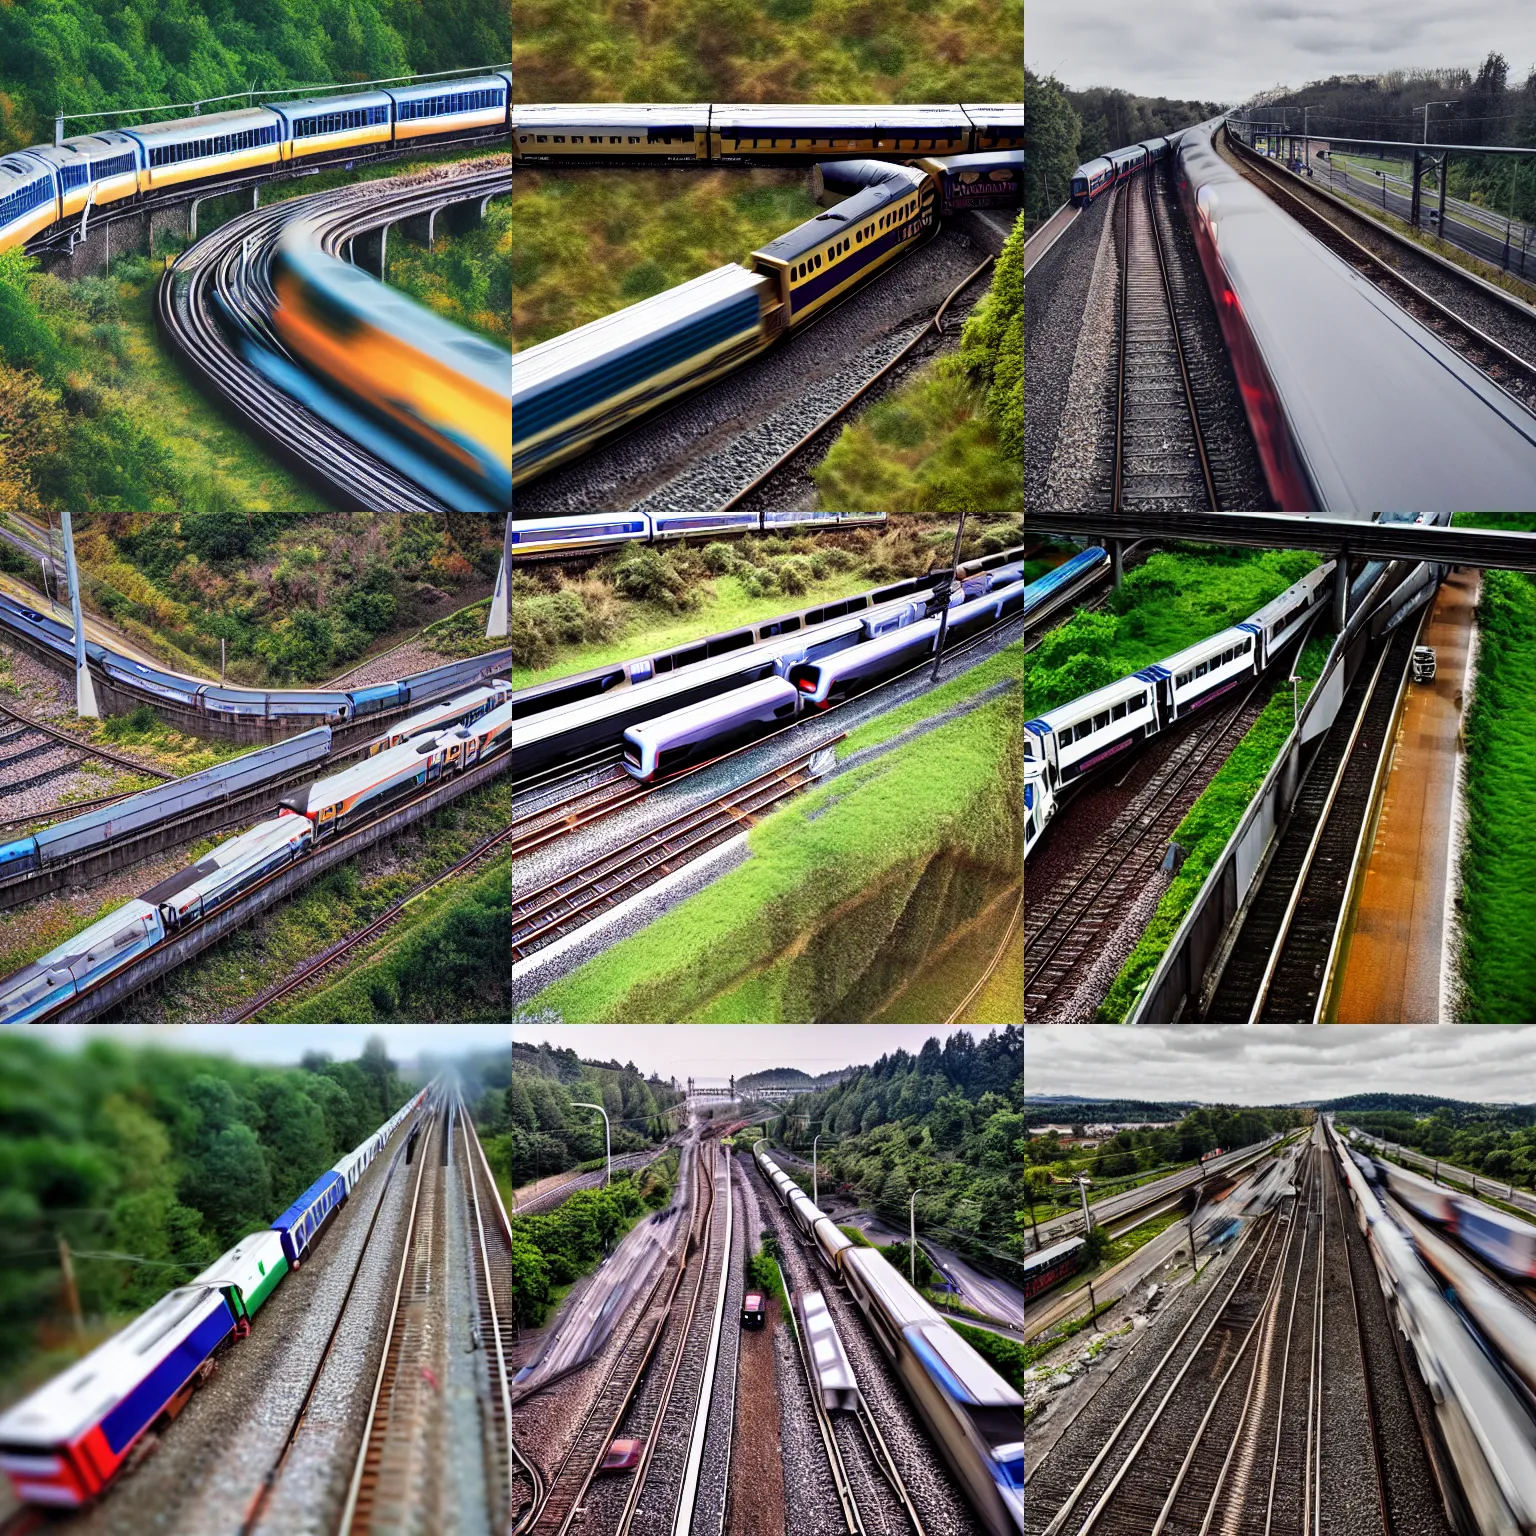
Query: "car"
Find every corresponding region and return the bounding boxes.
[741,1293,766,1329]
[601,1438,643,1472]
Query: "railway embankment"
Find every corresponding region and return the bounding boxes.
[526,682,1022,1023]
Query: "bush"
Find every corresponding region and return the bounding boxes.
[612,546,701,611]
[702,541,735,575]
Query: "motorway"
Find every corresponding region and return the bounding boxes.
[1026,1133,1283,1249]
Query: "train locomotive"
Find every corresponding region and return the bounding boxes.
[0,1090,429,1510]
[752,1143,1023,1536]
[0,74,512,255]
[1024,561,1334,857]
[1069,135,1173,206]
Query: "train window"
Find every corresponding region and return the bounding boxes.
[553,136,565,143]
[1094,710,1109,731]
[536,135,547,142]
[609,136,621,143]
[1195,661,1208,678]
[572,136,584,143]
[628,136,639,143]
[815,254,821,268]
[1111,701,1126,721]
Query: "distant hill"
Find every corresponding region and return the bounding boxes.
[1027,1095,1198,1121]
[739,1066,852,1093]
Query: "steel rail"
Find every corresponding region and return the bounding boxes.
[853,1397,928,1535]
[239,1096,435,1535]
[338,1099,447,1534]
[716,253,995,511]
[791,1284,864,1536]
[0,700,173,780]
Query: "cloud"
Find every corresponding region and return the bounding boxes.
[1027,0,1536,101]
[1024,1026,1536,1104]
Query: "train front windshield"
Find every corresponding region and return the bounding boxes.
[1071,175,1087,199]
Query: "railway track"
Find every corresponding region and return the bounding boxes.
[0,700,173,781]
[159,160,509,514]
[461,1095,542,1533]
[1024,677,1266,1021]
[719,253,996,513]
[511,1151,660,1218]
[222,821,512,1022]
[510,744,839,964]
[240,1102,433,1535]
[1228,133,1536,419]
[524,1137,719,1536]
[1113,166,1217,513]
[1205,624,1415,1023]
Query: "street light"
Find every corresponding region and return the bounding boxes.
[910,1188,926,1287]
[572,1101,611,1188]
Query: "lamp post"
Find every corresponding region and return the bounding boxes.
[910,1188,925,1288]
[813,1134,821,1207]
[572,1101,611,1187]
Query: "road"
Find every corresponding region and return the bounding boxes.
[1026,1134,1284,1248]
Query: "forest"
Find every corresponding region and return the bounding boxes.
[506,1041,684,1186]
[1337,1105,1536,1186]
[773,1026,1023,1278]
[0,1033,418,1392]
[1024,71,1222,228]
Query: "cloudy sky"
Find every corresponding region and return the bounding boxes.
[513,1025,1001,1084]
[1028,1,1536,102]
[28,1024,508,1065]
[1026,1027,1536,1104]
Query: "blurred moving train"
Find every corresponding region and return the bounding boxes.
[0,1090,429,1509]
[511,510,886,558]
[1025,562,1334,859]
[753,1143,1023,1535]
[1022,1236,1087,1302]
[1330,1122,1536,1534]
[512,138,1022,487]
[0,700,511,1024]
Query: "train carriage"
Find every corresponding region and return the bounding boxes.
[280,733,448,840]
[384,76,509,142]
[960,103,1025,152]
[1023,1237,1086,1302]
[122,107,283,193]
[23,134,142,220]
[270,1171,347,1267]
[272,91,394,161]
[1141,626,1259,726]
[0,1285,236,1509]
[367,682,512,756]
[511,103,710,161]
[194,1231,289,1327]
[813,1215,856,1273]
[796,1289,860,1411]
[712,104,971,160]
[1071,156,1116,206]
[1454,1202,1536,1281]
[916,150,1023,213]
[0,154,60,251]
[0,900,162,1026]
[621,676,799,781]
[145,813,313,931]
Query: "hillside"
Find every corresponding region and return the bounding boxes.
[739,1066,853,1093]
[774,1027,1022,1277]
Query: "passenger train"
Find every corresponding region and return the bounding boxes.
[1330,1122,1536,1533]
[0,702,511,1024]
[795,1289,860,1413]
[510,510,887,559]
[0,1090,429,1509]
[1070,134,1176,206]
[753,1142,1023,1535]
[512,144,1022,487]
[0,73,512,255]
[1021,546,1109,624]
[1025,562,1335,859]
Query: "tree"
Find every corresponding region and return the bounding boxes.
[1024,70,1082,227]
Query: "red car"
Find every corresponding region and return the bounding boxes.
[741,1292,766,1329]
[601,1438,643,1472]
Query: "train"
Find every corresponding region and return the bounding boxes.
[510,511,887,559]
[0,702,511,1024]
[753,1143,1023,1536]
[0,1090,429,1509]
[0,590,511,726]
[1358,1153,1536,1284]
[1021,546,1109,625]
[511,103,1022,164]
[0,73,512,255]
[511,145,1022,488]
[1330,1123,1536,1534]
[1023,1237,1087,1303]
[1069,135,1174,206]
[796,1289,860,1412]
[1024,561,1335,859]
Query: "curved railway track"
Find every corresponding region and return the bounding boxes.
[1228,133,1536,418]
[0,699,173,781]
[718,253,996,513]
[1113,167,1217,513]
[158,160,509,513]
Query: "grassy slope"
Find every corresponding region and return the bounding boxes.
[1097,631,1333,1023]
[1456,569,1536,1022]
[528,689,1020,1022]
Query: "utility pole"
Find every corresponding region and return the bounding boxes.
[929,512,967,683]
[910,1187,925,1288]
[572,1101,611,1187]
[60,511,98,719]
[488,515,509,638]
[59,1235,85,1341]
[813,1134,821,1206]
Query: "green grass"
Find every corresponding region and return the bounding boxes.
[528,690,1020,1021]
[838,1225,873,1247]
[386,198,511,347]
[1023,1300,1118,1366]
[952,1321,1027,1392]
[1455,569,1536,1021]
[1097,631,1333,1022]
[1025,548,1323,717]
[838,639,1022,757]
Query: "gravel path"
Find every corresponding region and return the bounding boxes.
[51,1116,421,1536]
[514,226,993,515]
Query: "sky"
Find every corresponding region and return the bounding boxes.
[1027,0,1536,103]
[26,1024,508,1065]
[512,1025,1002,1084]
[1025,1026,1536,1105]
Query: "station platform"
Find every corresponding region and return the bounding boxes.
[1333,567,1479,1023]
